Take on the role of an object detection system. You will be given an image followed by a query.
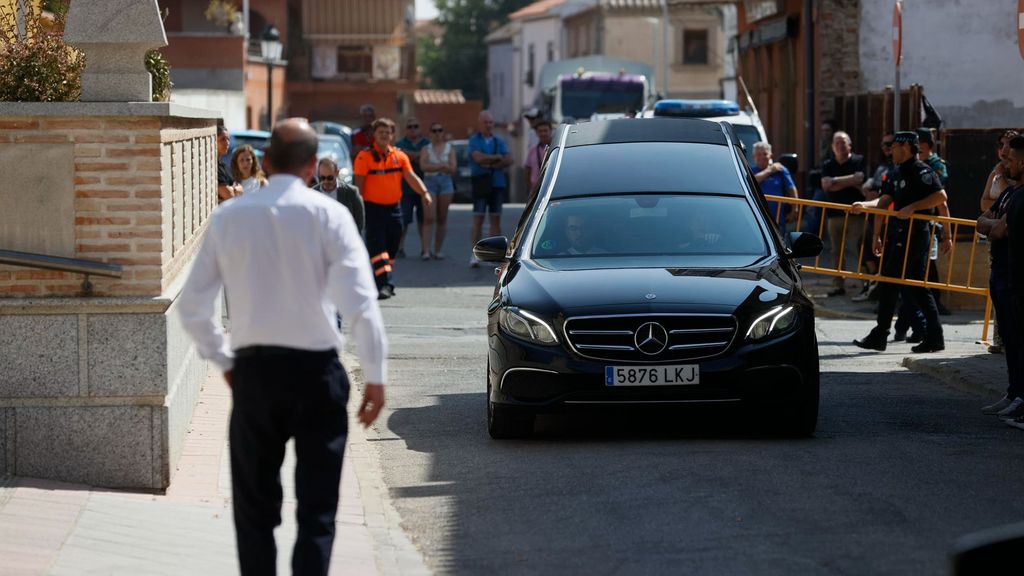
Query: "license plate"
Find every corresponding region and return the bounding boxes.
[605,365,700,386]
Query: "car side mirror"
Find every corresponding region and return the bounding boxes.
[786,232,823,259]
[951,522,1024,576]
[474,236,509,263]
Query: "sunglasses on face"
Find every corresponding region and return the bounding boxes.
[407,124,419,129]
[319,175,336,181]
[431,128,444,133]
[882,141,893,147]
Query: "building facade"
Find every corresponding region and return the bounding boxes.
[286,0,417,126]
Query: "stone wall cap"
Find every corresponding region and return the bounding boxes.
[65,0,168,47]
[0,296,172,315]
[0,102,221,120]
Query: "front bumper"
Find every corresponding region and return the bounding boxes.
[488,324,816,411]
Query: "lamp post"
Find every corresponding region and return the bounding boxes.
[260,24,283,130]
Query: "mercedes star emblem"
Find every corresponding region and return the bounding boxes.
[645,293,657,300]
[634,322,668,355]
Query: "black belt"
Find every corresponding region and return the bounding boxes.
[234,346,337,359]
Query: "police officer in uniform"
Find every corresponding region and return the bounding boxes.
[851,130,949,352]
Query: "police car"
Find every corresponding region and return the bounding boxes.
[647,99,767,164]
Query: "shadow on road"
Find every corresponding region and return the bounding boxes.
[382,371,1024,575]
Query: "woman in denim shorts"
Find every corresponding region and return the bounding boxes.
[419,122,457,259]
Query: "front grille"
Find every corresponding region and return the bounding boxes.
[563,314,737,363]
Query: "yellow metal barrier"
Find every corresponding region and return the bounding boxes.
[768,196,992,341]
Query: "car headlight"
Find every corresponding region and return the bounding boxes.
[499,307,559,345]
[745,305,797,341]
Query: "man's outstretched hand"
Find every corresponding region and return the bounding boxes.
[358,384,385,427]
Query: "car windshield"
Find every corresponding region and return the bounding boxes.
[531,194,767,260]
[318,138,351,164]
[732,124,761,165]
[560,79,646,120]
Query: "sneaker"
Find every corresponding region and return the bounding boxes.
[421,252,431,260]
[982,395,1014,415]
[996,396,1024,418]
[893,331,907,342]
[827,287,846,297]
[377,285,395,300]
[852,291,871,302]
[1006,414,1024,430]
[432,252,445,260]
[911,339,945,353]
[854,329,888,351]
[906,332,924,344]
[469,255,480,268]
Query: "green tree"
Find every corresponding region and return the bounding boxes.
[421,0,532,103]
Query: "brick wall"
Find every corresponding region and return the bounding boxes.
[817,0,862,126]
[0,116,217,297]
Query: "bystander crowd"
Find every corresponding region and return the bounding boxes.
[419,121,457,259]
[315,156,364,234]
[231,145,267,195]
[395,118,432,260]
[752,141,799,232]
[983,135,1024,429]
[467,111,512,268]
[821,131,867,296]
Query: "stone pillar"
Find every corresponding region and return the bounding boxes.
[0,103,219,489]
[64,0,168,102]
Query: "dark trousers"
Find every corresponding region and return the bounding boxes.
[874,226,943,342]
[992,279,1024,398]
[894,291,927,336]
[364,201,403,289]
[230,347,350,576]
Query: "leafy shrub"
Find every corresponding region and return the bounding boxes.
[146,49,172,102]
[0,3,84,102]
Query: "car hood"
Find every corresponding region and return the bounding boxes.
[505,259,794,315]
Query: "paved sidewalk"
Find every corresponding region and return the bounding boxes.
[806,275,1011,404]
[0,366,429,576]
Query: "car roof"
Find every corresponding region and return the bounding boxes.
[318,134,344,142]
[561,118,729,148]
[231,129,270,138]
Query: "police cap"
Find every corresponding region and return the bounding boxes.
[893,131,919,145]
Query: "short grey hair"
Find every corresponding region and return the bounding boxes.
[833,131,852,145]
[753,141,772,154]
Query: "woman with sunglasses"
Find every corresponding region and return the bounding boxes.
[230,145,267,195]
[420,123,457,259]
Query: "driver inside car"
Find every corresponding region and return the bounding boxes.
[560,213,604,255]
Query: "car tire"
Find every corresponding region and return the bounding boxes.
[781,338,820,437]
[487,366,534,439]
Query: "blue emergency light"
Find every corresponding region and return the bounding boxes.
[653,99,741,118]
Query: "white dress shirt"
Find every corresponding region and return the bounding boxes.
[177,174,388,384]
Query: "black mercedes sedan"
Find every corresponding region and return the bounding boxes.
[474,118,823,439]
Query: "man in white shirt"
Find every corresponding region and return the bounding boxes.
[178,118,388,575]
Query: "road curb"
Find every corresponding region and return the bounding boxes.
[813,302,876,320]
[342,351,432,576]
[901,356,1005,399]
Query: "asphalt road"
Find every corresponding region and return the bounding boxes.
[350,204,1024,576]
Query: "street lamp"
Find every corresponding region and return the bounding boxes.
[260,24,282,130]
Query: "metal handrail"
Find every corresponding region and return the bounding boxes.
[0,248,123,295]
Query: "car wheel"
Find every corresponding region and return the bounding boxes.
[781,339,820,437]
[487,365,534,439]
